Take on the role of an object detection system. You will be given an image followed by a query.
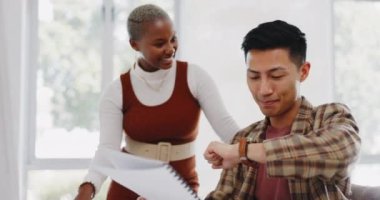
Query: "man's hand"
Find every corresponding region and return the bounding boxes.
[203,141,240,169]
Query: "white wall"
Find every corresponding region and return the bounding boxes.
[2,0,25,123]
[177,0,333,197]
[0,0,26,199]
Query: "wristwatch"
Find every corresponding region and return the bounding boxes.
[239,137,256,167]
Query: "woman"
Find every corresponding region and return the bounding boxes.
[75,4,239,200]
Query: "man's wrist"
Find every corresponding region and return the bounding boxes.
[238,137,257,167]
[239,138,248,161]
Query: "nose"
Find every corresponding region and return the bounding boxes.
[165,43,176,55]
[167,47,175,55]
[258,79,273,96]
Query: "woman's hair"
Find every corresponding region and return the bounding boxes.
[241,20,307,67]
[127,4,171,40]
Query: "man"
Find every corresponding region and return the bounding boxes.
[204,20,361,200]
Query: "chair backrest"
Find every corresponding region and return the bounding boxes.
[351,184,380,200]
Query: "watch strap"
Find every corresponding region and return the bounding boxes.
[238,137,257,167]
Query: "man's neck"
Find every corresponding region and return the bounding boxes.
[269,98,302,129]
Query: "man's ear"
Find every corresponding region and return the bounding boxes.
[129,39,139,51]
[299,62,311,82]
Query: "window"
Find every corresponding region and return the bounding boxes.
[334,0,380,186]
[28,0,176,199]
[35,0,102,160]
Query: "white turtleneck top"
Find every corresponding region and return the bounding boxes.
[84,61,240,192]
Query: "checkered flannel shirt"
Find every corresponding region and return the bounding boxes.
[206,97,361,200]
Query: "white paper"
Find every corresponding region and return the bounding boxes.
[91,148,200,200]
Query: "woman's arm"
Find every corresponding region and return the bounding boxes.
[187,64,240,142]
[76,79,124,198]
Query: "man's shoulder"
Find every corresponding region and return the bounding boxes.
[301,97,351,117]
[314,102,351,114]
[304,101,354,127]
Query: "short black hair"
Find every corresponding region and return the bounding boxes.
[241,20,307,67]
[127,4,171,40]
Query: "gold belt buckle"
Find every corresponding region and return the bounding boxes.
[157,142,171,162]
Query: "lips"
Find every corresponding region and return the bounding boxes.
[161,55,174,66]
[260,100,278,107]
[162,57,173,65]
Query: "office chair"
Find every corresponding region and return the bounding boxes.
[351,184,380,200]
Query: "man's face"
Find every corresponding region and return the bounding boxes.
[246,48,309,121]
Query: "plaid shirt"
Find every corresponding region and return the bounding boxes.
[205,97,361,200]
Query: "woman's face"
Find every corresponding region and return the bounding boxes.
[130,18,178,72]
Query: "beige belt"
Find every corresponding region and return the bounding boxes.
[124,136,195,162]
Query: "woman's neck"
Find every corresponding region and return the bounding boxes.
[138,59,159,72]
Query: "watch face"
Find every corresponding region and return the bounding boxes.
[240,157,248,161]
[247,137,254,143]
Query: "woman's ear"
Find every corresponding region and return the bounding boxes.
[299,62,311,82]
[129,39,139,51]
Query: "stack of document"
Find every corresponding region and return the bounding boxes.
[92,148,201,200]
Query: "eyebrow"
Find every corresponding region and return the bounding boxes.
[152,34,177,43]
[153,39,166,43]
[247,67,287,74]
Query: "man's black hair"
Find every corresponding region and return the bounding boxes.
[241,20,307,67]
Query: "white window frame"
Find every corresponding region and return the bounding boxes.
[25,0,113,170]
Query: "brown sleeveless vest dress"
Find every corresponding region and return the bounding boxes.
[106,61,201,200]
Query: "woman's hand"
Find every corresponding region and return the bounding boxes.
[136,197,146,200]
[74,183,95,200]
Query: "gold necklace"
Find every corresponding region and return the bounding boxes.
[133,63,170,92]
